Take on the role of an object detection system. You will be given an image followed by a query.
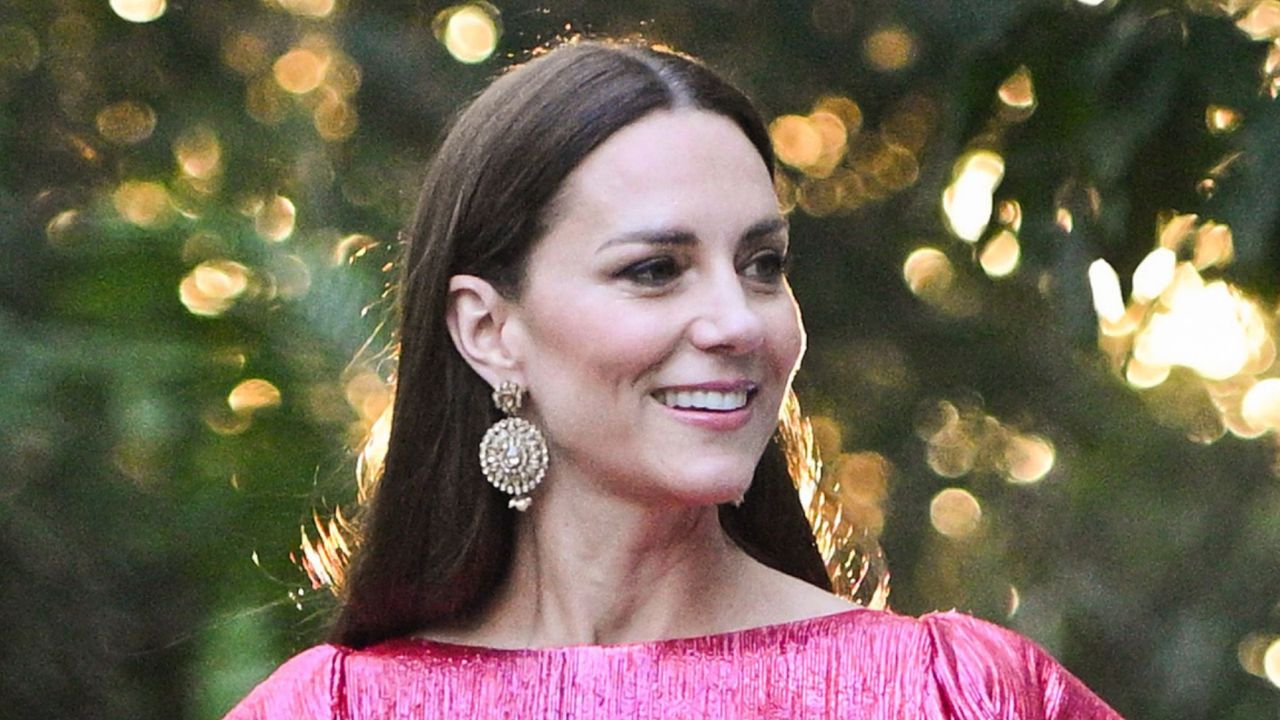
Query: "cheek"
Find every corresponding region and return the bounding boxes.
[767,297,806,376]
[520,296,677,391]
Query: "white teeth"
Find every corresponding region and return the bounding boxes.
[658,389,749,411]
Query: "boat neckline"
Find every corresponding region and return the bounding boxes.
[386,605,881,654]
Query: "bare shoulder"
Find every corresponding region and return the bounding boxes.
[737,559,859,626]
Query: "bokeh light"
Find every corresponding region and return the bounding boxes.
[228,378,282,415]
[1088,259,1126,323]
[903,247,954,297]
[255,195,297,242]
[112,181,171,228]
[997,65,1037,113]
[274,48,328,95]
[930,488,982,539]
[275,0,336,19]
[95,101,157,145]
[174,126,222,181]
[942,150,1005,242]
[1131,247,1176,303]
[1004,433,1055,484]
[979,230,1020,278]
[179,260,250,317]
[771,114,827,171]
[1237,0,1280,41]
[0,24,42,77]
[1265,637,1280,688]
[109,0,167,24]
[1241,378,1280,432]
[1206,104,1242,133]
[433,4,501,64]
[864,24,916,72]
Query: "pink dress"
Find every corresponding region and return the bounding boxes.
[225,608,1122,719]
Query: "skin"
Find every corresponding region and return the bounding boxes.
[442,109,854,648]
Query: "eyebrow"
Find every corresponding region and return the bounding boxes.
[596,217,789,254]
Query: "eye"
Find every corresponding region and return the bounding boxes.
[617,256,682,287]
[742,248,790,283]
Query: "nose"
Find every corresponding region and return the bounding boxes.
[687,269,766,355]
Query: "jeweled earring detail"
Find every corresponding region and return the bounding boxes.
[479,381,548,511]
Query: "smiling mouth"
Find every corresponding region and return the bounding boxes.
[653,388,756,412]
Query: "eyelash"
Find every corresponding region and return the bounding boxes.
[615,249,790,288]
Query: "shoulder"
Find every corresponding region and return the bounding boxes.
[223,644,347,720]
[920,610,1123,720]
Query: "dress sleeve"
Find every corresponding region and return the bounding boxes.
[222,644,347,720]
[922,611,1123,720]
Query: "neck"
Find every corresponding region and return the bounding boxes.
[475,480,759,648]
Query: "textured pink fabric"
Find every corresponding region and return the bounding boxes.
[225,608,1122,719]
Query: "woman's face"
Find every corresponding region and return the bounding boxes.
[504,109,805,506]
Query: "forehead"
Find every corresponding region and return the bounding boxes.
[542,109,778,243]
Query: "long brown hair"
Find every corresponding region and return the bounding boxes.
[331,40,830,649]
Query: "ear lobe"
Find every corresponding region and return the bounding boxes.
[445,274,522,388]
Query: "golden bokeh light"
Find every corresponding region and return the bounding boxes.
[797,177,843,216]
[45,209,82,247]
[1125,356,1171,389]
[112,180,172,227]
[1238,633,1273,677]
[313,93,358,140]
[1237,0,1280,41]
[930,488,982,539]
[998,199,1023,232]
[770,114,825,170]
[246,74,290,125]
[1131,247,1177,303]
[273,254,312,300]
[274,48,329,94]
[942,150,1005,242]
[109,0,167,24]
[1241,378,1280,432]
[95,101,157,145]
[1129,270,1264,382]
[1265,637,1280,688]
[202,404,251,435]
[174,125,222,180]
[903,247,954,297]
[1004,433,1055,483]
[997,65,1036,111]
[1088,259,1126,323]
[255,195,297,242]
[0,24,41,76]
[1206,104,1242,133]
[979,230,1020,278]
[221,32,269,76]
[814,95,863,135]
[1193,221,1234,269]
[179,259,250,317]
[344,370,391,425]
[864,24,916,72]
[434,4,501,64]
[331,233,379,266]
[228,378,282,414]
[276,0,336,19]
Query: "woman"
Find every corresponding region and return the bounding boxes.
[228,40,1123,719]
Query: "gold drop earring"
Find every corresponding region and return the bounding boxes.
[478,381,548,511]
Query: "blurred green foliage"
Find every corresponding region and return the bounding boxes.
[2,0,1279,718]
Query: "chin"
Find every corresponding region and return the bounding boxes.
[656,458,757,507]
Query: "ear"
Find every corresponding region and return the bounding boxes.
[446,274,523,388]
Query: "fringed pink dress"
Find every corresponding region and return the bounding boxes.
[226,608,1122,719]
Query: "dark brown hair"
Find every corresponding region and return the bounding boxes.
[331,40,830,649]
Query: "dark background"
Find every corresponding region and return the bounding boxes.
[3,0,1279,717]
